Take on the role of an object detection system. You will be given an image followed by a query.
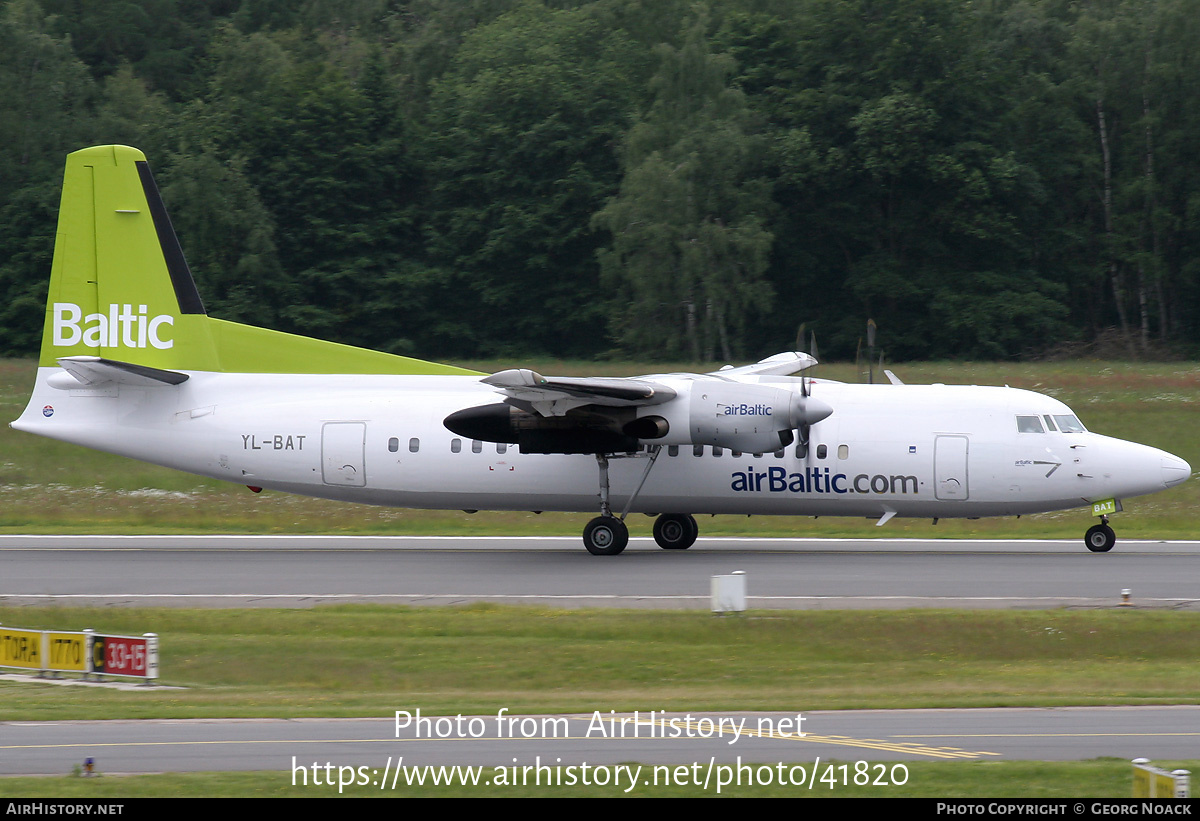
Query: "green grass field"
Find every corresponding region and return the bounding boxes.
[2,357,1198,538]
[3,606,1198,720]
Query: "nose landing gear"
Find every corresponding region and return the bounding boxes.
[1084,515,1116,553]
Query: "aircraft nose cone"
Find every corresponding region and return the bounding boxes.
[1162,454,1191,488]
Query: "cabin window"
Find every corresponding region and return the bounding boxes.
[1043,415,1057,432]
[408,437,420,452]
[1054,414,1086,433]
[496,443,507,454]
[795,443,808,459]
[694,445,705,457]
[732,450,742,458]
[1016,415,1045,433]
[774,449,785,458]
[472,440,483,453]
[838,444,849,460]
[713,447,723,457]
[816,444,827,459]
[668,445,679,457]
[451,438,462,453]
[388,437,399,453]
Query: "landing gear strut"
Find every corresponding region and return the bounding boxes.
[582,448,663,556]
[1084,515,1116,553]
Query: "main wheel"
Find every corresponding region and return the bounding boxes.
[583,516,629,555]
[1084,523,1116,553]
[653,513,698,550]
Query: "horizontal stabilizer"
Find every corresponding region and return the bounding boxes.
[57,356,189,386]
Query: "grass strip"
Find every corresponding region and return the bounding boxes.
[2,760,1198,797]
[2,606,1198,720]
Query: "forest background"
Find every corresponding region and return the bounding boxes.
[1,0,1197,365]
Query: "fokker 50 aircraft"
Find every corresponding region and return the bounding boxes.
[11,146,1192,554]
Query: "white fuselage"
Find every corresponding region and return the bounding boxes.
[12,369,1188,522]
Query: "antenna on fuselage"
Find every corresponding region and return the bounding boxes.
[867,319,877,384]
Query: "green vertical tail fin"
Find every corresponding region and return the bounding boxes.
[41,145,220,370]
[40,145,476,375]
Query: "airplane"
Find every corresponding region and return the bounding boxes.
[10,145,1193,555]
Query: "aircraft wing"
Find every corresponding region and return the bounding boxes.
[482,369,676,417]
[709,351,818,377]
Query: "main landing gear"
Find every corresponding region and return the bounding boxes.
[582,452,639,556]
[1084,515,1116,553]
[582,515,629,556]
[653,512,698,550]
[581,448,699,555]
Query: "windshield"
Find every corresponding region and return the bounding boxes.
[1053,414,1087,433]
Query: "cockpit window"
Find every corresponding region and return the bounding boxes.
[1053,414,1086,433]
[1016,415,1045,433]
[1043,415,1057,432]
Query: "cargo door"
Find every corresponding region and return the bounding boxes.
[934,435,969,500]
[322,422,366,487]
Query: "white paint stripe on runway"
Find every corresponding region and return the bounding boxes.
[1,593,1195,603]
[3,534,1198,544]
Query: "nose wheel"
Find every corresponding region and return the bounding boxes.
[1085,517,1116,553]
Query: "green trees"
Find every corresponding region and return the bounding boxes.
[0,0,93,354]
[421,2,640,356]
[1,0,1199,362]
[726,0,1074,358]
[1067,0,1200,352]
[594,11,773,361]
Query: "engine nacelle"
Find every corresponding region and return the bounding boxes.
[634,380,832,452]
[444,403,641,454]
[445,380,832,455]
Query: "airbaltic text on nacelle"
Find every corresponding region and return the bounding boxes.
[52,302,174,349]
[722,403,772,416]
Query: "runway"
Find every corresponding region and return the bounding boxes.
[1,535,1198,609]
[2,535,1198,779]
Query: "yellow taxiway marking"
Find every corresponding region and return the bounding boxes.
[631,719,997,760]
[897,732,1200,739]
